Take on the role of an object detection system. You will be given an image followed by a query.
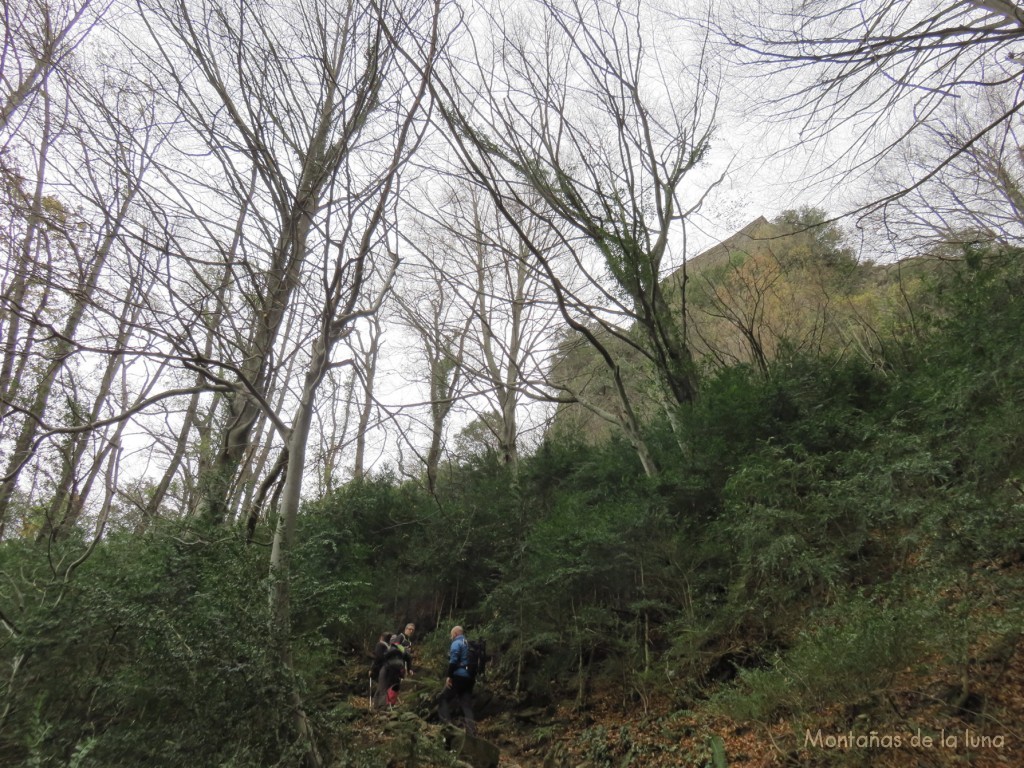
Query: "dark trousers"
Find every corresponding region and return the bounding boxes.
[438,675,475,734]
[374,663,403,708]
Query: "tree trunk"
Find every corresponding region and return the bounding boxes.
[269,332,336,767]
[0,178,137,537]
[352,315,382,481]
[43,298,143,539]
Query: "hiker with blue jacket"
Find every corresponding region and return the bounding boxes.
[438,625,476,735]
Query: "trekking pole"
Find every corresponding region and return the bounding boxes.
[368,673,373,709]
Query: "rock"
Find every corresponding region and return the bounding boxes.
[445,730,501,768]
[382,710,422,735]
[514,706,555,725]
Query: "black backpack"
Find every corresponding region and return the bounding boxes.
[466,638,487,678]
[384,642,407,669]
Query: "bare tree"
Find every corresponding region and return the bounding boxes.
[0,0,444,758]
[310,365,354,496]
[262,4,439,763]
[0,46,158,537]
[433,0,719,474]
[868,86,1024,253]
[350,313,385,482]
[0,0,108,133]
[690,246,781,376]
[434,186,561,475]
[392,229,474,493]
[130,0,409,527]
[714,0,1024,214]
[39,281,146,539]
[684,209,861,375]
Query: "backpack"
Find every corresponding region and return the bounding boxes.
[370,640,389,677]
[384,642,407,669]
[466,638,487,678]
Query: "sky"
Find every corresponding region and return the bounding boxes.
[4,0,1019,528]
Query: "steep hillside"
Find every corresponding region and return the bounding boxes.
[550,210,921,442]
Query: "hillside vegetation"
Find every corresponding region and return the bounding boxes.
[2,246,1022,766]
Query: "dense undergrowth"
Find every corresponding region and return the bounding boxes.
[1,250,1023,766]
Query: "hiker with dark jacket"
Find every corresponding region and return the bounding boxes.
[370,632,391,680]
[374,633,412,708]
[438,625,476,734]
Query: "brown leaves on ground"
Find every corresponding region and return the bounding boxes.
[336,622,1022,767]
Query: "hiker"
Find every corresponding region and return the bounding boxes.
[371,632,391,673]
[374,633,412,709]
[438,625,476,735]
[401,622,416,668]
[369,632,391,704]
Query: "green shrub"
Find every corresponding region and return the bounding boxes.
[0,523,301,766]
[709,591,939,721]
